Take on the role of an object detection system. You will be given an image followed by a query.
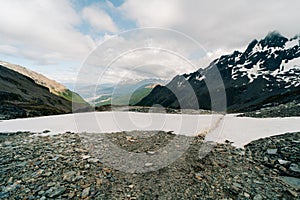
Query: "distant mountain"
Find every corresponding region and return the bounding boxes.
[137,31,300,112]
[80,79,166,106]
[95,83,157,106]
[0,61,86,104]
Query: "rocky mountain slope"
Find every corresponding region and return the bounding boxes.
[137,32,300,113]
[0,61,86,104]
[0,65,83,119]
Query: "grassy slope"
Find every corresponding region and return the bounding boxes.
[95,87,152,106]
[58,89,88,104]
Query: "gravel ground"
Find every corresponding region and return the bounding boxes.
[238,101,300,118]
[0,131,299,199]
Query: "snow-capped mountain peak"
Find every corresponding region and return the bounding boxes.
[136,32,300,112]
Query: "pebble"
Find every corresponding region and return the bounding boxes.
[81,155,91,159]
[279,176,300,190]
[232,182,242,189]
[3,182,20,192]
[253,180,263,185]
[43,172,52,177]
[46,186,66,198]
[110,177,115,182]
[46,182,56,187]
[244,192,250,198]
[0,192,9,198]
[87,158,99,163]
[267,149,277,155]
[145,163,153,167]
[253,194,263,200]
[63,171,76,182]
[287,189,298,198]
[7,177,13,183]
[278,159,290,165]
[289,163,300,173]
[81,187,90,198]
[147,151,156,155]
[195,173,202,181]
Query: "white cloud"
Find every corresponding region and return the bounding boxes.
[78,0,300,85]
[120,0,183,27]
[120,0,300,51]
[76,29,210,85]
[0,45,18,55]
[1,0,300,85]
[82,5,118,33]
[0,0,95,65]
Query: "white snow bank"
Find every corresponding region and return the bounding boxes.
[0,112,300,148]
[206,115,300,147]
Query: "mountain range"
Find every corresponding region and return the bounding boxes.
[136,31,300,112]
[78,79,166,107]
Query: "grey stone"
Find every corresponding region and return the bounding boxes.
[279,176,300,190]
[7,177,13,184]
[46,186,66,198]
[63,171,76,182]
[278,159,290,165]
[287,189,298,198]
[232,182,242,189]
[43,172,52,177]
[253,194,263,200]
[145,163,153,167]
[267,149,277,155]
[3,182,20,192]
[289,163,300,173]
[0,192,9,198]
[87,158,99,163]
[15,161,28,167]
[147,151,156,155]
[110,177,115,182]
[81,155,91,159]
[81,187,90,198]
[244,192,250,198]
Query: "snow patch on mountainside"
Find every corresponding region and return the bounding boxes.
[196,75,206,81]
[285,38,299,49]
[280,57,300,71]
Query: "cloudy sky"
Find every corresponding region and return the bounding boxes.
[0,0,299,86]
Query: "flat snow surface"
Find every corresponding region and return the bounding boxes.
[1,112,300,147]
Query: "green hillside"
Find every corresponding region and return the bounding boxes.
[95,87,153,106]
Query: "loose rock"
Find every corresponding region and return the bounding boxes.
[81,187,90,198]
